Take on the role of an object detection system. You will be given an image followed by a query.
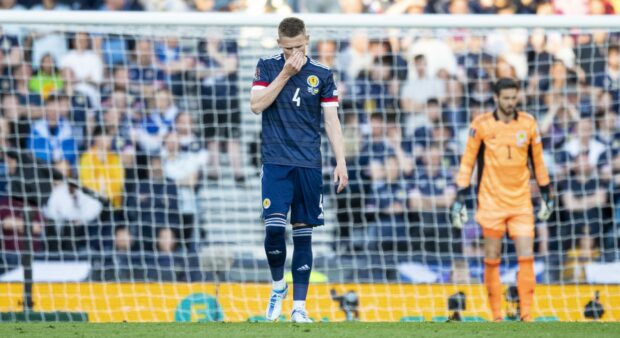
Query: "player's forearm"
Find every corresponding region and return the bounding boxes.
[250,73,290,114]
[324,112,346,165]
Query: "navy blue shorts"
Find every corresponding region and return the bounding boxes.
[261,164,324,226]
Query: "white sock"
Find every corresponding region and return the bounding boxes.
[272,279,286,291]
[293,301,306,311]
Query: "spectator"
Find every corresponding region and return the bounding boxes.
[386,119,414,177]
[162,122,207,249]
[149,227,202,281]
[337,30,372,88]
[400,54,445,113]
[564,118,607,170]
[28,92,79,176]
[101,65,139,109]
[135,87,177,154]
[3,93,32,149]
[457,35,493,82]
[539,103,579,150]
[589,0,615,14]
[60,32,104,107]
[366,155,408,252]
[0,196,44,271]
[43,181,103,252]
[385,0,428,14]
[559,151,609,258]
[27,0,69,71]
[101,108,136,168]
[11,63,37,102]
[128,39,166,100]
[79,126,125,209]
[90,225,146,282]
[408,142,458,261]
[293,0,341,12]
[0,0,27,40]
[553,0,589,14]
[351,56,398,115]
[196,34,243,185]
[126,155,180,251]
[407,97,443,149]
[593,45,620,114]
[573,33,607,88]
[407,33,458,81]
[29,53,64,99]
[0,29,22,69]
[0,154,43,272]
[358,113,395,181]
[140,0,189,11]
[155,37,194,89]
[93,0,137,66]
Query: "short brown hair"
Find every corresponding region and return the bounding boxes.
[278,17,306,38]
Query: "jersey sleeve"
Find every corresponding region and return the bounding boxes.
[320,71,339,108]
[456,117,484,188]
[529,120,551,187]
[252,58,270,91]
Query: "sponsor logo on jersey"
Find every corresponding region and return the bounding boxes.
[516,130,527,147]
[263,198,271,209]
[254,67,260,80]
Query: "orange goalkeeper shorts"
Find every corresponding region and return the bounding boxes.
[475,210,535,238]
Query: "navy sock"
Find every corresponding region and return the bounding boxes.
[264,216,287,282]
[292,227,313,301]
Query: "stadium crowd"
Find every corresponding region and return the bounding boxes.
[0,0,618,283]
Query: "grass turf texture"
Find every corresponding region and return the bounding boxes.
[1,322,619,338]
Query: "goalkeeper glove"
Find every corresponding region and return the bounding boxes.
[537,184,554,221]
[450,189,469,229]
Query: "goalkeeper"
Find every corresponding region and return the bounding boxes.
[451,78,553,322]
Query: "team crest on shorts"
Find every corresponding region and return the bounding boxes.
[307,75,319,95]
[263,198,271,209]
[516,130,527,147]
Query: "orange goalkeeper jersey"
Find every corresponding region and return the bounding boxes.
[456,111,550,212]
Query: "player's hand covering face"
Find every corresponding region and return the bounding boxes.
[278,34,308,77]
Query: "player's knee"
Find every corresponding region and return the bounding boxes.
[265,225,285,240]
[484,247,502,260]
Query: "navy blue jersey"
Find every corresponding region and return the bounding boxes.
[253,54,338,168]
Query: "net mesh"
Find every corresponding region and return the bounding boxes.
[0,20,619,322]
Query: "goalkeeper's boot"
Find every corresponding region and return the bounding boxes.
[265,284,288,321]
[290,308,313,323]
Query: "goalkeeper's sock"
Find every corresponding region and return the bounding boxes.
[484,258,502,321]
[292,227,313,304]
[264,217,287,287]
[517,256,535,322]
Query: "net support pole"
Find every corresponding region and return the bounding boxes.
[21,203,34,312]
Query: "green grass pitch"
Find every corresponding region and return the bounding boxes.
[1,322,619,338]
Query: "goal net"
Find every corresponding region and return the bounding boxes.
[0,12,619,322]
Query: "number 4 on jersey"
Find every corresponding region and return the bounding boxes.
[292,88,301,107]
